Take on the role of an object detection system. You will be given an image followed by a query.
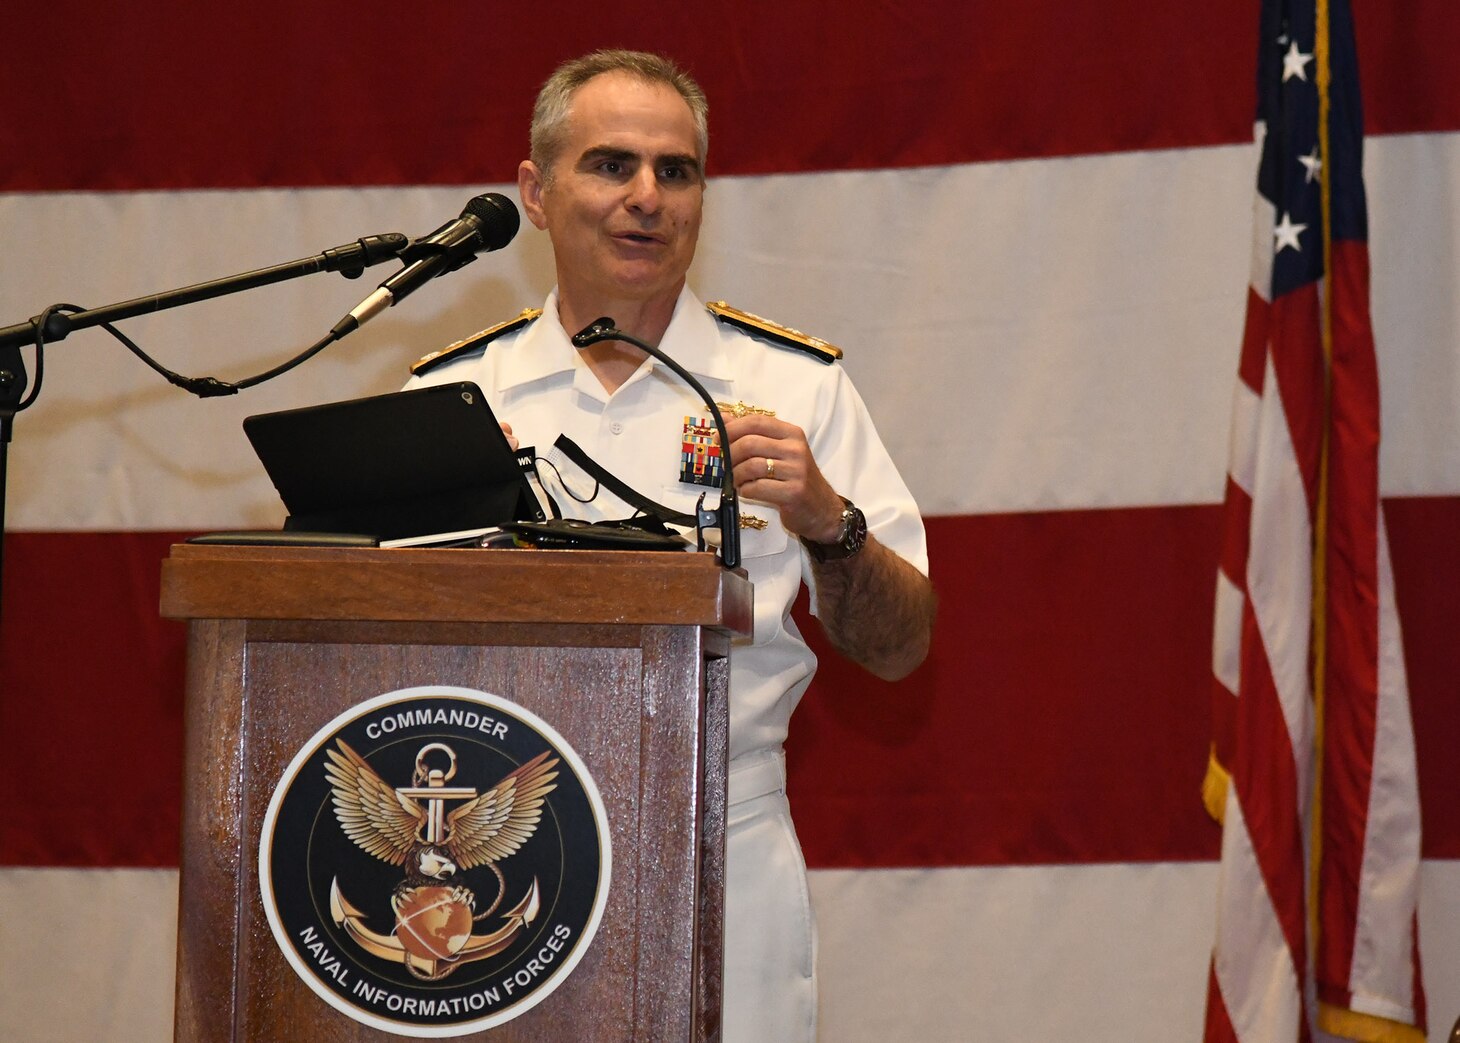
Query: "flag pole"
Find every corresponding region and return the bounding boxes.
[1307,0,1334,989]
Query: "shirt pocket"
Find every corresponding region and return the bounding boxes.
[735,507,789,559]
[659,485,789,559]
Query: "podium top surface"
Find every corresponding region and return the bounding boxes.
[160,544,752,633]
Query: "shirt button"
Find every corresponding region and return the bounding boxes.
[610,422,624,435]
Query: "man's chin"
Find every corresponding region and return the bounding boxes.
[594,265,686,304]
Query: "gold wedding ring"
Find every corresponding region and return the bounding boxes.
[765,458,777,479]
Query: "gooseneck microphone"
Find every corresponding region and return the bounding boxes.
[571,318,741,569]
[332,193,520,337]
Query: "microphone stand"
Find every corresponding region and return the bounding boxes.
[0,337,26,626]
[0,233,409,353]
[571,318,741,570]
[0,232,409,625]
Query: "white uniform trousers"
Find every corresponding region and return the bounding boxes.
[722,751,817,1042]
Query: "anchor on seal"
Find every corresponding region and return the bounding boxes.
[323,740,559,980]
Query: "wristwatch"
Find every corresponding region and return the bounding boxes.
[801,497,868,562]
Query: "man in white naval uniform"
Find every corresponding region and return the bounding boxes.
[405,50,935,1041]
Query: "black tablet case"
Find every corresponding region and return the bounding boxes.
[243,382,544,542]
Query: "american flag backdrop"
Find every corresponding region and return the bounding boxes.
[1204,0,1426,1040]
[2,2,1459,1040]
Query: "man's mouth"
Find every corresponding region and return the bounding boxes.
[613,231,664,245]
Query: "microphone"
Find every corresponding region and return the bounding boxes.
[331,194,520,336]
[571,318,741,569]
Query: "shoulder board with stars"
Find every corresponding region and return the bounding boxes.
[409,308,543,376]
[706,301,843,364]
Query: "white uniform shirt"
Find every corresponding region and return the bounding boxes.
[406,286,928,782]
[407,286,927,1039]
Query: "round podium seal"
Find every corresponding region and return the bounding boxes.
[259,686,611,1037]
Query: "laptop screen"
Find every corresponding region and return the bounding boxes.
[243,382,545,542]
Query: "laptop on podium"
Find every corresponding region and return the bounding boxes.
[243,382,546,545]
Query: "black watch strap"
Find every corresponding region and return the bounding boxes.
[801,497,868,562]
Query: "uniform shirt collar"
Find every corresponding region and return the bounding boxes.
[493,285,735,393]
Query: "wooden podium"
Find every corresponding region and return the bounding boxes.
[160,543,752,1042]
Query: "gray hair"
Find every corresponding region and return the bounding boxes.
[529,50,709,181]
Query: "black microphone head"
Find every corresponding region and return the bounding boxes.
[461,193,520,250]
[571,317,618,348]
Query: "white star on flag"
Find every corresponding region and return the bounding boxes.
[1299,145,1321,182]
[1282,40,1314,82]
[1273,211,1307,252]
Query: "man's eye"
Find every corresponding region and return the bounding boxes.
[600,160,623,174]
[660,166,685,180]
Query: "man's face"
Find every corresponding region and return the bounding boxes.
[519,71,704,308]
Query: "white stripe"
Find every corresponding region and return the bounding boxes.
[1345,515,1423,1022]
[1244,352,1315,796]
[8,862,1458,1042]
[1217,350,1314,1038]
[0,867,177,1042]
[1212,794,1305,1040]
[1212,568,1245,697]
[1249,121,1275,304]
[4,134,1457,530]
[1227,374,1263,499]
[1367,132,1460,497]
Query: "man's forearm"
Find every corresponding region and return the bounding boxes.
[810,535,936,681]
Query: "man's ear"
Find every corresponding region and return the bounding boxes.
[518,160,550,231]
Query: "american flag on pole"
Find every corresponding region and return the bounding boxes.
[1203,0,1426,1040]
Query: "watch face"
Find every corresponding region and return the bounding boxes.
[844,505,868,552]
[803,500,866,562]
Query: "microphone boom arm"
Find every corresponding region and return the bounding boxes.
[572,318,741,570]
[0,233,410,352]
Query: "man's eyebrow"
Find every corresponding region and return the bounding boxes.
[659,153,701,176]
[578,146,636,167]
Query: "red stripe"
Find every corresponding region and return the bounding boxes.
[1411,916,1429,1026]
[1211,477,1252,775]
[1239,287,1271,395]
[1220,477,1253,595]
[2,3,1457,192]
[1203,961,1240,1043]
[1269,286,1328,514]
[1352,0,1460,137]
[1316,241,1383,1000]
[793,505,1226,867]
[1388,497,1460,869]
[0,532,186,866]
[0,2,1248,189]
[1232,600,1310,983]
[4,502,1459,869]
[1210,677,1238,786]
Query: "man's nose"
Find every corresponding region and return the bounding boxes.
[624,167,662,213]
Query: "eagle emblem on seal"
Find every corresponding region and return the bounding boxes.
[323,740,559,980]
